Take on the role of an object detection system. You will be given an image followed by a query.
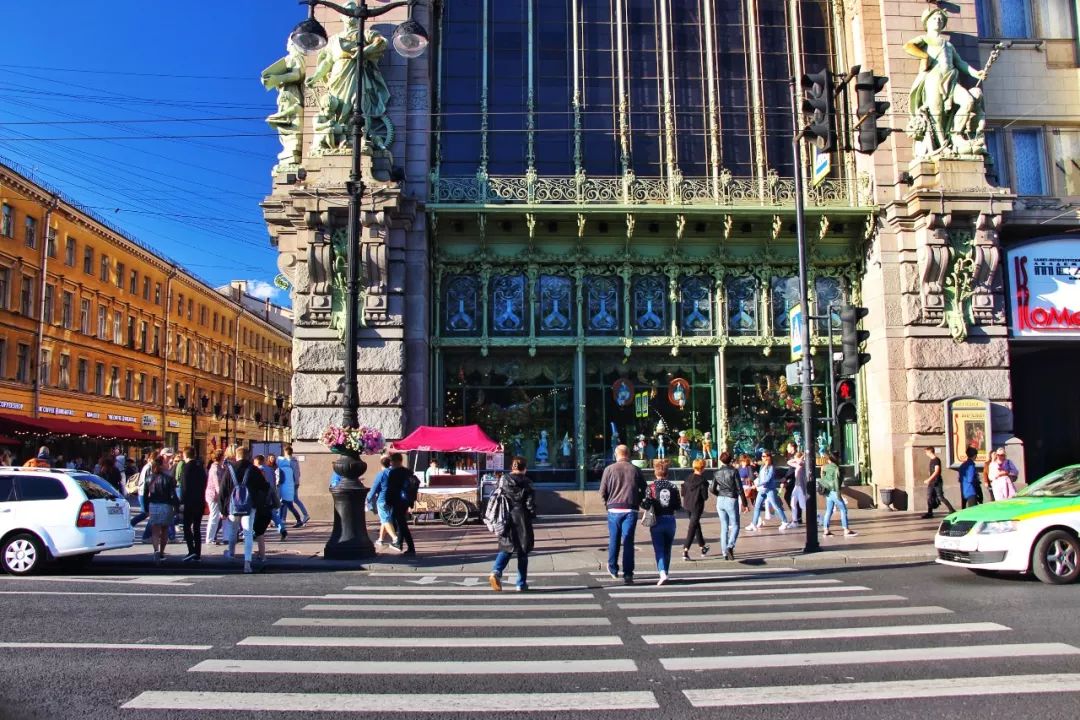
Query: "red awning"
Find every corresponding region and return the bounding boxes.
[0,413,161,443]
[392,425,501,453]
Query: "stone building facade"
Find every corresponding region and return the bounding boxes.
[264,0,1079,514]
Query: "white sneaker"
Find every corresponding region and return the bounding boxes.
[778,522,789,531]
[656,573,669,586]
[744,524,757,531]
[374,539,384,548]
[844,529,858,537]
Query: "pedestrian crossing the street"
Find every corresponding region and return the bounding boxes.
[119,567,1080,716]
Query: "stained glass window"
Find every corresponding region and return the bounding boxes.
[537,275,574,335]
[443,275,480,335]
[490,274,527,335]
[814,276,844,334]
[771,276,800,336]
[585,275,621,335]
[632,275,667,335]
[726,276,759,336]
[679,275,713,335]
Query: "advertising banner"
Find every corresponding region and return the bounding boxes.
[1006,236,1080,339]
[943,396,992,468]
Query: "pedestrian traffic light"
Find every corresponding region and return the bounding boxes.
[839,305,870,376]
[834,378,858,424]
[854,70,894,154]
[801,68,836,151]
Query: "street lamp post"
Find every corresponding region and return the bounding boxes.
[288,0,428,560]
[175,394,207,452]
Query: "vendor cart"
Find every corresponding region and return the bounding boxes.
[392,424,502,527]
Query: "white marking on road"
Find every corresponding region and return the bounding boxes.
[612,585,872,598]
[617,594,908,610]
[0,575,220,587]
[303,603,605,612]
[275,617,611,628]
[406,576,440,585]
[644,622,1010,645]
[190,658,636,675]
[0,642,211,651]
[629,605,952,625]
[0,590,326,600]
[372,572,578,577]
[322,593,597,601]
[605,578,839,591]
[450,577,484,587]
[663,642,1080,671]
[683,673,1080,707]
[240,635,624,648]
[590,568,799,576]
[341,585,586,592]
[123,690,660,712]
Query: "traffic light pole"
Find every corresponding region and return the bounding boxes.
[789,76,820,554]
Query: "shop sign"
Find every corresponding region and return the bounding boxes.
[611,378,634,407]
[943,396,991,468]
[39,405,76,417]
[789,304,804,361]
[0,401,25,411]
[108,414,137,424]
[668,378,690,409]
[141,415,158,428]
[1007,237,1080,339]
[167,420,181,428]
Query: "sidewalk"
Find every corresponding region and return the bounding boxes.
[94,510,940,573]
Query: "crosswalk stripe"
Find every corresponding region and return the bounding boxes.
[303,603,605,612]
[0,642,211,651]
[368,572,580,577]
[617,594,908,610]
[190,658,636,675]
[643,622,1010,645]
[663,642,1080,671]
[612,585,871,598]
[604,578,839,590]
[342,585,587,592]
[683,673,1080,707]
[589,568,799,576]
[321,593,597,600]
[275,617,612,628]
[123,690,660,711]
[629,605,952,625]
[239,635,624,648]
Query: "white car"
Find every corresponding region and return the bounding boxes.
[0,466,135,575]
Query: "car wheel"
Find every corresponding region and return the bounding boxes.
[1031,530,1080,585]
[1,533,45,576]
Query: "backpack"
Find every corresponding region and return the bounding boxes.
[483,485,512,536]
[231,470,252,514]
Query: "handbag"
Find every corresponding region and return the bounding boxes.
[641,507,657,528]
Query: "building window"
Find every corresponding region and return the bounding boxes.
[109,366,120,398]
[771,276,800,336]
[489,274,527,336]
[127,316,136,349]
[187,299,192,321]
[24,215,37,249]
[65,237,76,266]
[726,276,759,336]
[100,255,110,282]
[631,275,668,336]
[20,275,34,317]
[97,305,108,339]
[124,370,133,400]
[177,294,184,317]
[990,127,1051,195]
[78,358,89,392]
[115,261,125,289]
[94,362,105,394]
[814,276,845,334]
[187,337,194,365]
[15,343,30,383]
[977,0,1077,40]
[58,354,70,390]
[443,275,480,335]
[42,283,54,323]
[83,246,94,275]
[61,290,73,328]
[213,312,219,332]
[139,321,148,352]
[0,339,5,378]
[113,310,123,345]
[154,282,161,305]
[142,276,150,300]
[0,204,12,237]
[1050,129,1080,195]
[80,299,90,334]
[39,349,51,388]
[679,275,713,335]
[584,275,622,335]
[0,266,9,310]
[150,376,158,403]
[46,227,57,258]
[153,325,161,355]
[136,373,145,402]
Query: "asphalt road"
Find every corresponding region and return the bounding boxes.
[1,559,1079,720]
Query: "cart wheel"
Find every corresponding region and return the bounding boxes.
[441,498,470,527]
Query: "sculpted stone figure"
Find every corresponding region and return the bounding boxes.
[904,8,987,159]
[306,6,394,156]
[261,40,306,172]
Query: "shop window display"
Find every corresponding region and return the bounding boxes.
[725,276,759,335]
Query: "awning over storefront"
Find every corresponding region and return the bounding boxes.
[0,413,162,443]
[392,425,501,453]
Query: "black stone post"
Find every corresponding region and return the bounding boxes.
[324,454,375,559]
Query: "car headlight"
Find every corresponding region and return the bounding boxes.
[977,520,1018,534]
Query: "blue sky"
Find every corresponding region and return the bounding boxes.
[0,1,306,304]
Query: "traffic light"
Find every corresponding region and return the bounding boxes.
[839,305,870,376]
[801,68,836,151]
[854,70,893,154]
[834,378,858,425]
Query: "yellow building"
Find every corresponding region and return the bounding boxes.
[0,159,292,463]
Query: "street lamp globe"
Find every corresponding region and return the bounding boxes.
[392,19,429,58]
[290,15,329,53]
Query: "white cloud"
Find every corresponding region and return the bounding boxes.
[246,280,282,302]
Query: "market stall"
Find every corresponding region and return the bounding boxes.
[392,424,501,526]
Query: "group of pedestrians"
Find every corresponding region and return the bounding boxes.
[366,452,417,555]
[922,445,1020,518]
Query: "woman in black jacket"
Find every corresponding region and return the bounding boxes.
[681,459,710,561]
[488,456,536,592]
[642,459,682,586]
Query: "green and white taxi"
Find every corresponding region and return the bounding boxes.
[935,464,1080,584]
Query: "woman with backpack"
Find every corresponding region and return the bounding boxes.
[487,456,536,592]
[142,455,178,564]
[642,459,682,586]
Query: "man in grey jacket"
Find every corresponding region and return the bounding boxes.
[599,444,647,584]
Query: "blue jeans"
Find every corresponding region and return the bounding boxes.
[824,491,849,530]
[717,496,740,552]
[649,514,677,575]
[607,510,638,578]
[751,489,788,526]
[492,549,528,588]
